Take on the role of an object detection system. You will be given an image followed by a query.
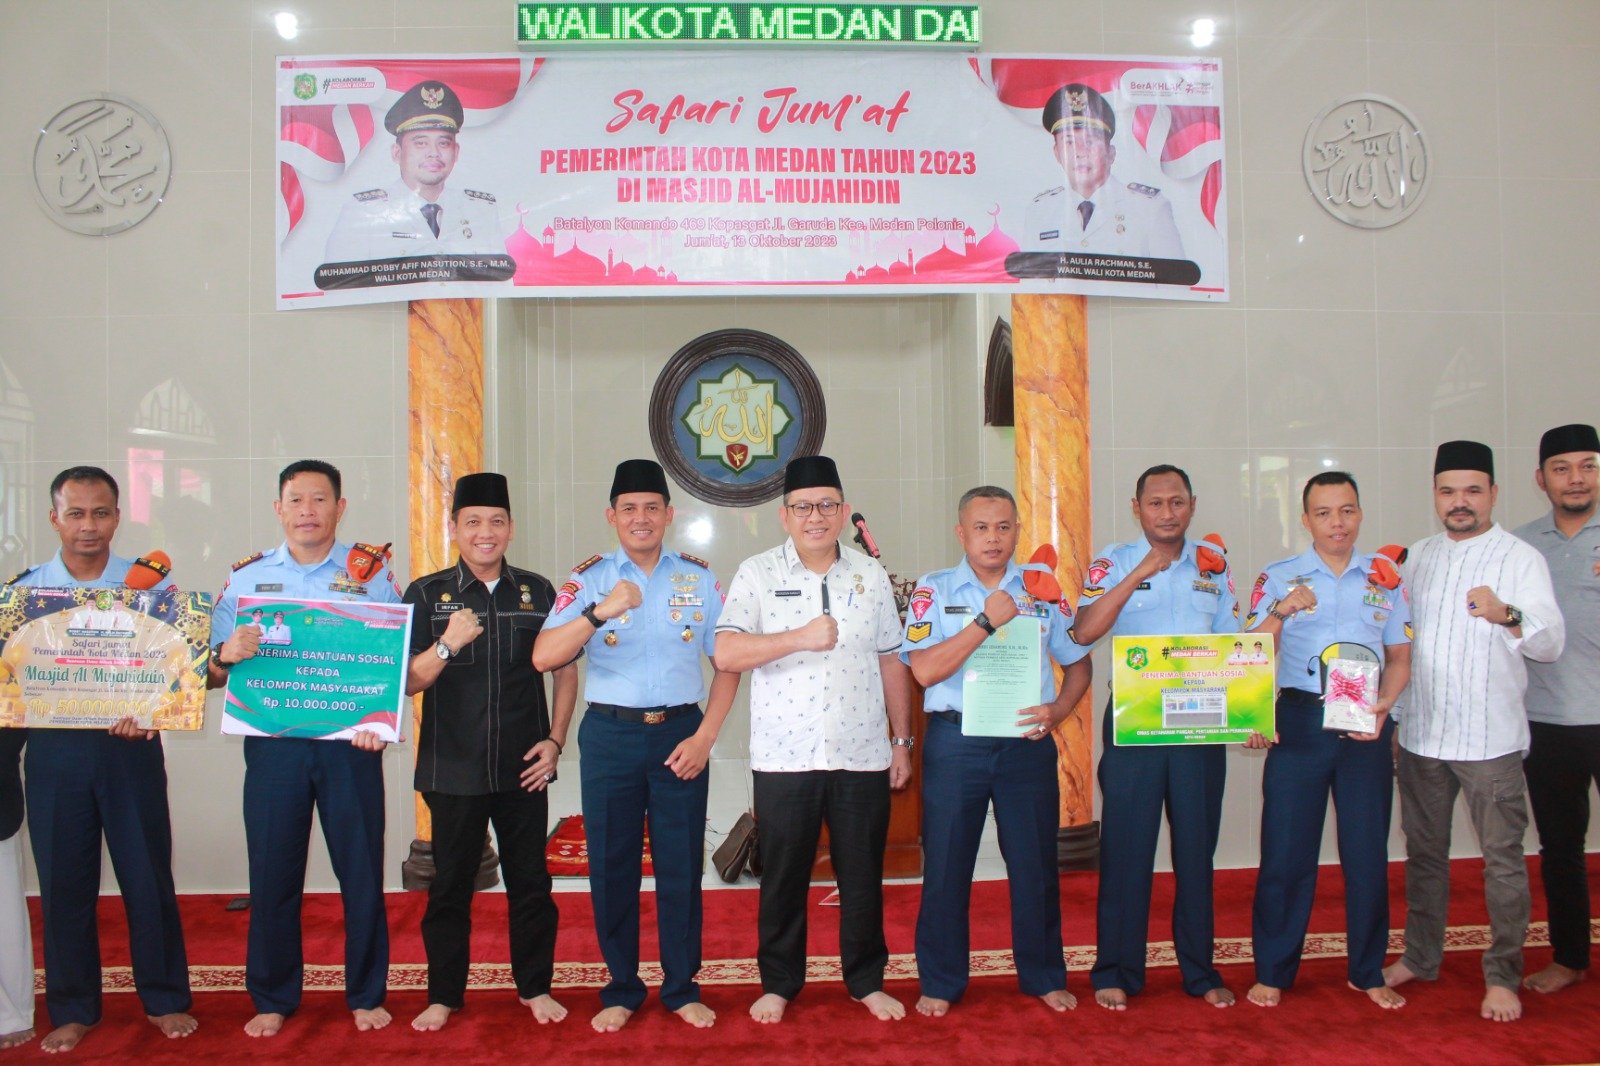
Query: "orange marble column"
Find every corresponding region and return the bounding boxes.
[407,298,484,846]
[1011,293,1093,830]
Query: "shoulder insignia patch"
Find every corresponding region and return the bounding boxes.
[465,188,496,203]
[354,188,387,202]
[1128,182,1161,198]
[679,552,712,571]
[573,554,604,574]
[232,551,267,572]
[907,621,932,643]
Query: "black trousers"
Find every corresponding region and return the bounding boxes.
[422,789,558,1007]
[753,769,889,1000]
[1524,721,1600,971]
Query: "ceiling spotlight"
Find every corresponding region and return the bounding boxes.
[1190,17,1216,48]
[274,11,300,40]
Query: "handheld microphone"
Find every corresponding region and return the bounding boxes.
[1022,543,1063,603]
[127,550,172,590]
[851,512,881,559]
[347,542,392,584]
[1367,544,1407,590]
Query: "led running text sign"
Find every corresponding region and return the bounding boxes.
[515,3,982,47]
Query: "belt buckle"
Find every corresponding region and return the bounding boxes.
[642,710,666,725]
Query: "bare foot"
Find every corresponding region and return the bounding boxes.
[523,995,567,1025]
[1350,981,1406,1009]
[854,991,905,1021]
[591,1006,632,1033]
[674,1002,716,1028]
[1524,962,1586,995]
[915,996,951,1017]
[1039,989,1077,1012]
[1094,988,1128,1011]
[1247,983,1280,1007]
[244,1013,284,1038]
[411,1004,454,1032]
[0,1028,34,1050]
[148,1012,198,1039]
[1481,985,1521,1022]
[1204,987,1235,1008]
[749,993,788,1024]
[352,1006,392,1031]
[1382,959,1418,988]
[40,1023,92,1054]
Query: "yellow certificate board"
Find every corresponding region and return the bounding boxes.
[0,586,212,730]
[1110,632,1274,745]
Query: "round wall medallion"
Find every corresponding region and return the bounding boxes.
[649,329,826,507]
[1302,95,1428,229]
[33,94,172,236]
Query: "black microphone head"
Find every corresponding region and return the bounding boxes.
[851,512,867,525]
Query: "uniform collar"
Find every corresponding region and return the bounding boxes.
[454,556,511,592]
[267,540,345,572]
[781,537,842,575]
[1133,535,1199,569]
[610,545,677,580]
[43,548,125,583]
[1293,546,1366,579]
[952,556,1023,595]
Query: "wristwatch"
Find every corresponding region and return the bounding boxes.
[582,603,604,628]
[434,639,455,661]
[1268,606,1291,622]
[1500,604,1523,628]
[973,612,996,635]
[890,736,916,751]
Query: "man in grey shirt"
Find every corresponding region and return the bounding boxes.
[1513,422,1600,996]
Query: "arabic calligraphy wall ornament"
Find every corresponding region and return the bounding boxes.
[649,328,826,507]
[1303,94,1428,229]
[33,95,172,236]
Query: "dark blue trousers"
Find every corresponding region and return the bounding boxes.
[578,706,708,1011]
[242,736,387,1015]
[25,730,190,1026]
[1252,690,1394,990]
[916,715,1065,1001]
[1092,701,1226,997]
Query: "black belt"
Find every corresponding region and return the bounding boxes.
[588,702,698,725]
[1279,688,1324,705]
[928,710,962,724]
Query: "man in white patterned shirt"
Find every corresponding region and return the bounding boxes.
[714,455,914,1027]
[1383,440,1565,1023]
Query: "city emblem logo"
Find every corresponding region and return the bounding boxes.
[293,73,317,101]
[681,363,792,476]
[1125,646,1149,671]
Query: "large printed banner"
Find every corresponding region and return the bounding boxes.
[277,52,1226,307]
[221,597,413,742]
[0,586,212,730]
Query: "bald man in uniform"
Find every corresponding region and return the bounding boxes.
[1024,83,1185,260]
[324,80,505,263]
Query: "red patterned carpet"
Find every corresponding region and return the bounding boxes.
[11,857,1600,1064]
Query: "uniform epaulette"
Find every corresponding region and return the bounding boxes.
[0,569,31,589]
[573,554,604,574]
[232,551,267,572]
[465,188,495,203]
[1128,182,1161,197]
[1032,185,1066,203]
[354,188,387,202]
[678,552,712,570]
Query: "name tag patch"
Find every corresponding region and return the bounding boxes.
[773,589,802,597]
[254,583,283,592]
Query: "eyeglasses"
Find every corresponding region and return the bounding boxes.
[784,499,843,518]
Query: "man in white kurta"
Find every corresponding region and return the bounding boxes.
[1385,440,1565,1023]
